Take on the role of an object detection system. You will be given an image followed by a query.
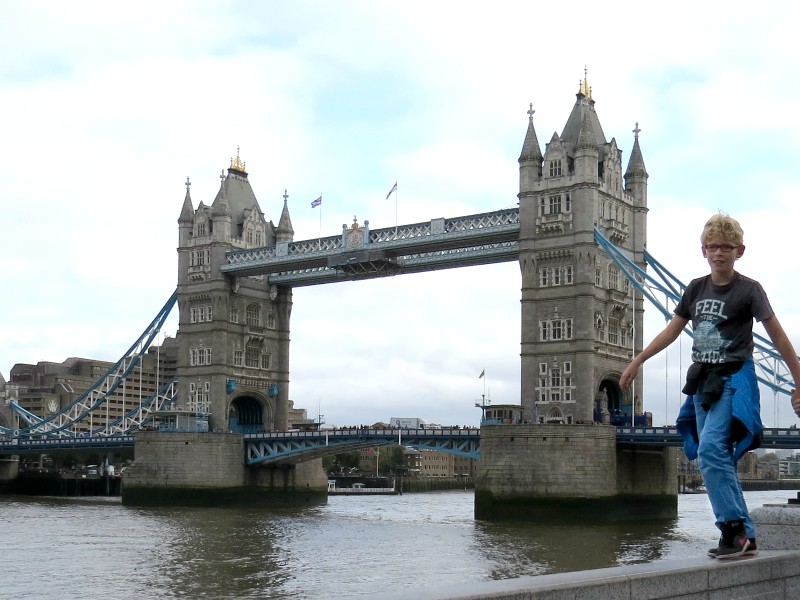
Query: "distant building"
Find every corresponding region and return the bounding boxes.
[7,339,178,433]
[779,453,800,479]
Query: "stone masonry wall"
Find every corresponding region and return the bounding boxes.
[124,431,245,489]
[476,423,617,497]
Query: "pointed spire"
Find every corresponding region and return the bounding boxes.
[576,114,597,150]
[519,103,543,163]
[276,189,294,241]
[178,176,194,223]
[625,122,648,178]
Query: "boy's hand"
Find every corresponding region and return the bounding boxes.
[620,364,638,389]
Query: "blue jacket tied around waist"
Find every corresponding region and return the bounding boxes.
[676,358,763,463]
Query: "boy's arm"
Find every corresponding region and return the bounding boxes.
[762,316,800,416]
[620,316,688,389]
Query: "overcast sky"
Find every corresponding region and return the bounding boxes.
[2,1,799,429]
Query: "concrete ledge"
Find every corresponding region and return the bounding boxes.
[380,551,800,600]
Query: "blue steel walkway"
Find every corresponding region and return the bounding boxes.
[3,427,800,463]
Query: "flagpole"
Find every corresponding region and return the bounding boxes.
[318,193,322,251]
[394,178,398,237]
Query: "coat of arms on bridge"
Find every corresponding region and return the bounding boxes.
[344,216,366,249]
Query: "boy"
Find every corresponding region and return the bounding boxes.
[620,213,800,559]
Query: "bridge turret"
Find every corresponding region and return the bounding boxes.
[518,103,543,194]
[276,190,294,243]
[518,73,645,426]
[178,177,195,247]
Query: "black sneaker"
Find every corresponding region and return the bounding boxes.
[715,521,753,559]
[708,538,757,558]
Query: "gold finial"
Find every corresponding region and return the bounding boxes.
[578,66,592,100]
[229,145,247,173]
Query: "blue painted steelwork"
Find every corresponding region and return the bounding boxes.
[244,428,481,465]
[594,227,799,397]
[0,434,135,454]
[616,426,800,449]
[4,427,800,459]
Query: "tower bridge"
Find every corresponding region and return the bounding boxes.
[2,75,798,516]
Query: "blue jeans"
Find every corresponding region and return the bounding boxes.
[693,379,754,538]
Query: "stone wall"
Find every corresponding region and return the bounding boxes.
[124,431,245,489]
[122,431,328,506]
[475,423,677,521]
[477,423,617,497]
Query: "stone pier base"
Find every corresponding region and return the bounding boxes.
[475,424,677,521]
[122,431,328,507]
[0,456,19,492]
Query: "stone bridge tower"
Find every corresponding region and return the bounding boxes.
[175,151,293,433]
[518,75,649,425]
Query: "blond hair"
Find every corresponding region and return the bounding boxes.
[700,213,744,246]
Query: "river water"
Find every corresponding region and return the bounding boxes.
[0,490,793,599]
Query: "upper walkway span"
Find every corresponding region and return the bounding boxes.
[220,208,520,285]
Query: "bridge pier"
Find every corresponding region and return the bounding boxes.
[0,456,19,492]
[474,424,677,521]
[121,431,328,507]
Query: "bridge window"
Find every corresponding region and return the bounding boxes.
[255,230,262,245]
[552,268,561,286]
[548,195,561,214]
[565,193,571,212]
[539,197,546,217]
[230,305,239,323]
[190,249,209,267]
[550,369,561,387]
[539,318,573,342]
[595,266,602,287]
[261,353,271,369]
[608,317,620,345]
[608,265,619,290]
[233,349,243,366]
[189,347,212,366]
[246,228,254,244]
[549,159,562,177]
[267,312,276,329]
[539,268,549,287]
[245,345,260,368]
[246,304,261,327]
[191,305,212,323]
[564,265,573,284]
[195,222,206,237]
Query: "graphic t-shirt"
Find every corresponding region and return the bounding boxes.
[674,273,774,364]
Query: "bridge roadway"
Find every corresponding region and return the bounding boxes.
[3,427,800,463]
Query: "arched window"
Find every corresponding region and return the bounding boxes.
[246,303,260,326]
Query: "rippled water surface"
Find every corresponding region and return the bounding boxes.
[0,490,791,599]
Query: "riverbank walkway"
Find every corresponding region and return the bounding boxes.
[384,501,800,600]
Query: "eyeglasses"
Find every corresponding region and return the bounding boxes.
[704,244,739,253]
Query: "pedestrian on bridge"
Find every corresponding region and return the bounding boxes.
[621,213,800,560]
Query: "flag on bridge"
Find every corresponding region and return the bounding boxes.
[386,181,397,200]
[479,369,485,379]
[311,196,322,208]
